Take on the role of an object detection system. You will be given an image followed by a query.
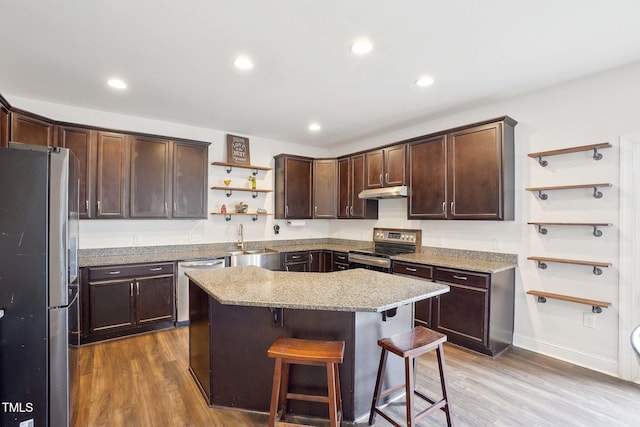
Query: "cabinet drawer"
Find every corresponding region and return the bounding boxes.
[435,268,489,289]
[283,251,309,263]
[334,262,349,271]
[88,262,175,281]
[392,261,433,279]
[333,251,348,263]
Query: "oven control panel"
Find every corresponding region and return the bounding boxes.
[373,228,420,244]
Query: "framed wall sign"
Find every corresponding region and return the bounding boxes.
[226,134,251,165]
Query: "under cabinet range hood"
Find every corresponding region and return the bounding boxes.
[358,185,408,199]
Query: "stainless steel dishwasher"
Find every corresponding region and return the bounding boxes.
[177,258,226,325]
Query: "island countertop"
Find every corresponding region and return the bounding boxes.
[186,265,449,312]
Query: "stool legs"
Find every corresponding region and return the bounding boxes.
[368,344,453,427]
[268,357,284,427]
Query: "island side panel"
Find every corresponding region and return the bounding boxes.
[353,304,412,418]
[188,280,213,403]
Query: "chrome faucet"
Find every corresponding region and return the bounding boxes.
[236,224,244,250]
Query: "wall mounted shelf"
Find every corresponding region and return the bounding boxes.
[525,183,612,200]
[527,222,611,237]
[211,186,273,198]
[527,256,611,275]
[211,212,272,222]
[528,142,611,167]
[526,290,610,314]
[211,161,272,176]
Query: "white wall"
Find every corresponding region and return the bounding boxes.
[10,60,640,376]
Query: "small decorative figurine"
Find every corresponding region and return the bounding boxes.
[221,204,227,214]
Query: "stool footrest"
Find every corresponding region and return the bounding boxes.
[286,392,330,404]
[378,383,405,400]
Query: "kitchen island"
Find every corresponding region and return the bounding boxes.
[186,266,449,423]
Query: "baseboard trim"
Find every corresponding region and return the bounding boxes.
[513,333,618,377]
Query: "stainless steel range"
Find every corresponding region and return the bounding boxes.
[348,228,422,272]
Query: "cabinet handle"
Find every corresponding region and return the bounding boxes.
[314,206,317,216]
[85,200,90,212]
[292,255,301,259]
[442,201,446,214]
[285,205,289,217]
[310,253,313,263]
[453,275,468,280]
[346,205,350,217]
[405,267,417,272]
[136,281,140,296]
[164,202,168,213]
[130,282,134,297]
[385,172,389,184]
[173,203,177,213]
[107,271,121,275]
[97,200,101,213]
[285,265,289,272]
[149,267,163,271]
[379,173,383,185]
[350,206,354,216]
[450,202,454,213]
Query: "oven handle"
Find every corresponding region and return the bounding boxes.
[348,253,391,268]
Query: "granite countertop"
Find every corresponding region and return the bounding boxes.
[79,249,231,267]
[264,243,370,253]
[391,253,516,273]
[186,265,449,312]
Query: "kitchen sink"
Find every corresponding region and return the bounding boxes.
[227,248,280,270]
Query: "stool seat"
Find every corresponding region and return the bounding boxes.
[369,326,453,427]
[268,337,345,427]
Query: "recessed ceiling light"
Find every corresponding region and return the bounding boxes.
[107,78,127,90]
[415,75,435,87]
[308,123,321,132]
[233,56,254,70]
[350,39,373,55]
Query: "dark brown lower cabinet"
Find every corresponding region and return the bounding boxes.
[282,251,309,272]
[81,262,176,344]
[431,267,514,357]
[392,261,434,327]
[333,251,349,271]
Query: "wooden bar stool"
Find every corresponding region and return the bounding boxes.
[267,337,345,427]
[369,326,453,427]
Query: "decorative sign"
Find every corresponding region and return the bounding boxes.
[226,134,250,165]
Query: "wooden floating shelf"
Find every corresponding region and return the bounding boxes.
[526,290,611,314]
[528,142,611,167]
[527,222,612,237]
[527,256,611,275]
[211,186,273,198]
[211,212,272,221]
[211,161,272,175]
[525,183,612,200]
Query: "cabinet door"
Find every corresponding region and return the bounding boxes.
[309,250,322,272]
[10,111,56,147]
[313,159,337,218]
[59,126,96,218]
[173,141,208,218]
[88,279,135,333]
[392,261,434,327]
[322,250,333,272]
[337,158,350,218]
[0,106,9,147]
[448,122,503,219]
[408,136,447,219]
[284,261,309,272]
[96,132,128,218]
[130,136,171,218]
[384,144,406,186]
[431,284,488,345]
[365,149,384,189]
[350,154,367,217]
[284,156,313,219]
[135,275,175,324]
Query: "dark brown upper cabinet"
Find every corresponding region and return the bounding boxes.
[313,159,337,218]
[10,110,56,147]
[408,117,515,220]
[275,154,313,219]
[1,105,9,147]
[337,154,378,219]
[172,141,209,218]
[130,136,171,218]
[59,125,97,219]
[365,144,406,189]
[96,132,129,219]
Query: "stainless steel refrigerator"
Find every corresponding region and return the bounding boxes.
[0,143,79,427]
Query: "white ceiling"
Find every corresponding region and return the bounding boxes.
[2,0,640,147]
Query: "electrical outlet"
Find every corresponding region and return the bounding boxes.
[189,234,202,242]
[133,235,142,245]
[583,312,597,329]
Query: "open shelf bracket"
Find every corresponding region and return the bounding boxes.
[224,214,232,221]
[537,155,548,167]
[537,190,548,200]
[593,226,603,237]
[593,186,603,199]
[593,147,603,161]
[593,266,603,276]
[536,260,548,270]
[536,225,548,235]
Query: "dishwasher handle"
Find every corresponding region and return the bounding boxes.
[179,259,226,269]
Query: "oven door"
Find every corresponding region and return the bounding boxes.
[348,252,391,273]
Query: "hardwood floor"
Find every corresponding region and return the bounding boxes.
[75,327,640,427]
